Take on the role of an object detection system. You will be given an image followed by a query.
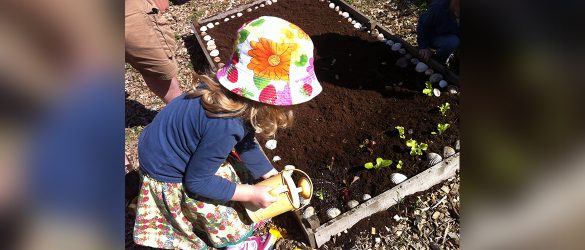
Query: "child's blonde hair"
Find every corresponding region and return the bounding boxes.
[187,74,293,139]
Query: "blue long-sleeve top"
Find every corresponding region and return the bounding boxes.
[138,93,273,202]
[416,0,459,49]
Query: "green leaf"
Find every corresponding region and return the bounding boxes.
[406,139,416,148]
[381,159,393,168]
[250,18,265,27]
[376,158,383,166]
[295,54,308,66]
[364,162,374,169]
[238,29,250,44]
[431,131,437,135]
[420,143,428,151]
[396,160,403,169]
[253,76,270,90]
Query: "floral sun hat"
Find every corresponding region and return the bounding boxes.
[217,16,322,106]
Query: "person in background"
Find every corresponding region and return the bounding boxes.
[125,0,182,103]
[416,0,460,64]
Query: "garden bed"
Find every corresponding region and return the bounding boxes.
[192,0,460,247]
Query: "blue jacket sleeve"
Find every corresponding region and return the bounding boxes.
[234,132,274,179]
[183,119,244,202]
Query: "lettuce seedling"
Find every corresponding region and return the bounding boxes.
[438,103,450,116]
[396,160,404,169]
[437,123,450,135]
[406,139,428,156]
[395,126,406,139]
[364,157,393,170]
[315,189,324,200]
[422,81,433,96]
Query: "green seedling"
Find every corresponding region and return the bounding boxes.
[396,160,404,169]
[315,189,324,200]
[438,103,451,116]
[406,139,428,156]
[422,81,433,96]
[364,157,393,170]
[431,123,450,135]
[395,126,406,139]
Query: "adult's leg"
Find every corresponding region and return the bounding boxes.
[431,34,460,64]
[125,0,182,104]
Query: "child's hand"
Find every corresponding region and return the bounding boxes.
[251,185,278,208]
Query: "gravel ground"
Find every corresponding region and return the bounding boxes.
[125,0,459,249]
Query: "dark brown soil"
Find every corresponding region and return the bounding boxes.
[200,0,459,224]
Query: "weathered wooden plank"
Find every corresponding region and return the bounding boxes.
[314,153,460,247]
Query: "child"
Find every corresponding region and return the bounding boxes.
[133,16,322,249]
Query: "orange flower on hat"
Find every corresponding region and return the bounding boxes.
[248,38,297,80]
[290,23,309,40]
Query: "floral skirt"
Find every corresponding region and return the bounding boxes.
[133,160,257,249]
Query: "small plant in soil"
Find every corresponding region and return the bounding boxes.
[396,160,404,169]
[358,138,376,155]
[315,189,324,200]
[422,81,433,96]
[395,126,406,139]
[364,157,393,170]
[326,156,335,171]
[438,102,451,116]
[432,123,451,135]
[406,139,428,157]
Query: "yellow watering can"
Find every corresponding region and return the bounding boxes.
[245,165,313,223]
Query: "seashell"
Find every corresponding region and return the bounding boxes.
[353,23,362,29]
[266,0,272,5]
[329,3,335,9]
[272,155,281,162]
[429,73,444,83]
[247,8,252,12]
[404,54,413,60]
[200,26,208,32]
[206,40,215,46]
[260,4,265,7]
[425,69,434,76]
[390,173,407,184]
[213,57,221,63]
[217,63,225,68]
[433,88,441,97]
[391,43,402,51]
[326,208,341,219]
[448,85,459,94]
[206,23,214,29]
[214,22,219,25]
[395,57,408,68]
[439,80,448,88]
[342,12,349,18]
[410,58,420,64]
[455,140,460,151]
[362,194,371,201]
[224,18,229,22]
[231,15,235,18]
[207,45,216,51]
[347,200,359,209]
[265,139,277,150]
[209,49,219,57]
[303,206,315,219]
[203,35,211,41]
[237,12,243,17]
[415,62,429,73]
[385,39,394,46]
[377,33,385,41]
[443,146,456,158]
[273,0,278,2]
[427,152,443,166]
[200,32,207,36]
[399,48,406,54]
[254,6,258,9]
[335,6,340,11]
[348,17,352,22]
